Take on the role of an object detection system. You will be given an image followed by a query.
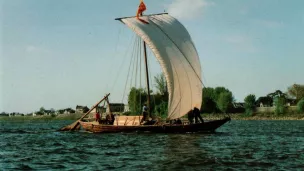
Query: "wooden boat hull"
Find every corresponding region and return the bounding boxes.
[79,117,231,133]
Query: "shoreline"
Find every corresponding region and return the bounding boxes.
[0,113,83,122]
[203,113,304,120]
[0,113,304,121]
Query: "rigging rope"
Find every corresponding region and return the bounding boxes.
[133,36,140,114]
[129,36,143,114]
[147,49,157,115]
[129,37,138,92]
[139,38,142,112]
[106,0,124,92]
[121,35,138,112]
[134,37,140,89]
[202,69,207,88]
[105,25,122,92]
[110,33,136,93]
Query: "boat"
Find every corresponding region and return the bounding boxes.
[79,118,230,133]
[60,0,230,133]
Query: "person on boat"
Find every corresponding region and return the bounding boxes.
[187,109,194,124]
[193,107,204,123]
[140,104,149,124]
[95,111,101,123]
[106,113,115,125]
[174,118,182,124]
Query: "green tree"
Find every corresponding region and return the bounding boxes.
[297,98,304,113]
[244,94,256,115]
[203,87,216,100]
[39,107,45,113]
[274,96,286,115]
[267,90,287,100]
[214,87,232,102]
[153,73,168,114]
[50,108,55,114]
[217,92,233,113]
[288,84,304,102]
[0,112,9,116]
[154,101,168,118]
[201,87,217,113]
[154,73,167,95]
[200,86,234,113]
[150,93,167,118]
[128,87,147,115]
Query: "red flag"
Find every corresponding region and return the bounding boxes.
[136,0,149,24]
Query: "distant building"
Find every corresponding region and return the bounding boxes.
[231,102,245,113]
[232,102,244,108]
[96,106,106,113]
[44,110,53,115]
[286,98,297,106]
[14,113,24,116]
[124,105,130,112]
[56,109,65,114]
[65,108,75,114]
[56,108,75,114]
[0,112,9,117]
[106,103,125,113]
[34,111,44,116]
[10,112,23,116]
[76,105,89,113]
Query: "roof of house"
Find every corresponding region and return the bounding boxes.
[109,103,125,106]
[76,105,89,109]
[232,102,244,108]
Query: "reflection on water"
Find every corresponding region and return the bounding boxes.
[0,120,303,170]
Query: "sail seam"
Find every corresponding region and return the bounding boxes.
[150,21,183,118]
[150,17,203,86]
[121,18,177,118]
[154,15,203,87]
[150,17,194,112]
[146,17,183,118]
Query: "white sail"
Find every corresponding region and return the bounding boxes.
[118,13,202,120]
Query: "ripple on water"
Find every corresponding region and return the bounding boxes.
[0,120,303,170]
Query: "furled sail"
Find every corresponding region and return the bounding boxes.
[117,13,202,120]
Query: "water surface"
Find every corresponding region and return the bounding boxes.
[0,120,303,170]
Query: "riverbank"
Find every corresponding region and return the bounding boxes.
[1,113,304,121]
[0,113,83,122]
[203,113,304,120]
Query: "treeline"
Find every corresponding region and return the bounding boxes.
[126,73,304,117]
[203,85,304,115]
[0,107,76,117]
[127,87,168,118]
[126,74,168,118]
[244,84,304,115]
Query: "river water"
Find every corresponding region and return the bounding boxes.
[0,120,303,170]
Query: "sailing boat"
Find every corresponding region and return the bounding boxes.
[61,1,230,133]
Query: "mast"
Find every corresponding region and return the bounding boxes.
[115,4,203,119]
[143,41,151,116]
[116,0,153,117]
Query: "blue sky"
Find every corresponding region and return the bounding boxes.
[1,0,304,113]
